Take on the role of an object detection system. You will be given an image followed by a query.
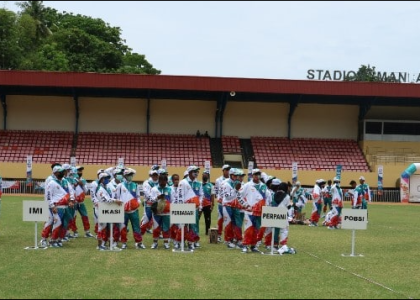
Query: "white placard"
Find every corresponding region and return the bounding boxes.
[26,155,33,173]
[261,206,289,228]
[70,156,77,168]
[170,204,196,224]
[117,158,124,169]
[98,202,124,223]
[341,209,368,230]
[204,160,211,174]
[161,159,167,170]
[292,162,298,182]
[23,201,49,222]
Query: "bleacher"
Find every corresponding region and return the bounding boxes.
[0,130,73,163]
[222,136,241,153]
[75,132,212,166]
[251,137,370,171]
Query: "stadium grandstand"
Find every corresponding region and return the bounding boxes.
[1,70,420,202]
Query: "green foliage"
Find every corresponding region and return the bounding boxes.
[0,2,161,74]
[345,64,400,83]
[0,196,419,299]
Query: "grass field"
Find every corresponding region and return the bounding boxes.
[0,195,419,299]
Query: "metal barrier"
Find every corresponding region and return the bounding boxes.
[1,180,400,202]
[302,188,400,203]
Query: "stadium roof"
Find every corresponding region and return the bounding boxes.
[1,70,420,106]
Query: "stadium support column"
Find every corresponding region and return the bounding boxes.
[288,96,299,139]
[357,98,373,141]
[73,91,79,135]
[1,94,6,130]
[219,93,229,138]
[147,90,151,134]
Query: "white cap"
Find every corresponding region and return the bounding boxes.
[158,168,168,175]
[150,169,159,175]
[222,164,231,170]
[187,166,200,173]
[295,181,301,186]
[124,168,136,176]
[316,179,326,184]
[229,168,237,175]
[98,172,110,181]
[333,177,341,182]
[183,170,189,177]
[53,166,64,173]
[252,168,261,175]
[271,179,281,185]
[62,163,71,170]
[359,176,365,181]
[97,169,105,175]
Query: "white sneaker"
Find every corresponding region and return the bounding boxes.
[73,232,79,238]
[111,242,118,248]
[151,242,158,249]
[194,242,201,248]
[188,243,195,250]
[227,242,236,249]
[173,242,180,250]
[242,246,249,253]
[85,232,95,238]
[121,243,128,250]
[39,239,48,248]
[163,243,170,250]
[136,242,146,249]
[217,236,222,243]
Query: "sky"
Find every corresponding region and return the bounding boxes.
[4,1,420,81]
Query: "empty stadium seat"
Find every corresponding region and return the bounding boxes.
[251,137,370,172]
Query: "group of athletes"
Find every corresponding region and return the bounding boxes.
[38,162,370,255]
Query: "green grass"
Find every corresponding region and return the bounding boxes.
[0,196,419,299]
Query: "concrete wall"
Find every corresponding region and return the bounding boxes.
[150,99,216,136]
[7,96,74,131]
[78,97,147,133]
[223,102,289,138]
[292,104,358,139]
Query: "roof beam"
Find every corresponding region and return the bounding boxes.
[288,95,300,139]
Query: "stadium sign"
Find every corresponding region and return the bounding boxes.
[306,69,420,83]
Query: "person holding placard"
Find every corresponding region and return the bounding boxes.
[214,165,231,243]
[170,174,181,249]
[149,173,174,250]
[95,172,123,250]
[238,169,270,253]
[107,167,125,247]
[177,166,203,250]
[265,180,296,254]
[89,169,104,237]
[116,168,146,250]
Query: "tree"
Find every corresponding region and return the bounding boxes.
[119,52,161,75]
[345,64,400,83]
[6,3,161,74]
[0,9,20,69]
[16,1,51,41]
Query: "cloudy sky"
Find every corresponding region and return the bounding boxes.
[5,1,420,81]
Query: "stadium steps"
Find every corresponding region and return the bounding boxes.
[210,138,224,168]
